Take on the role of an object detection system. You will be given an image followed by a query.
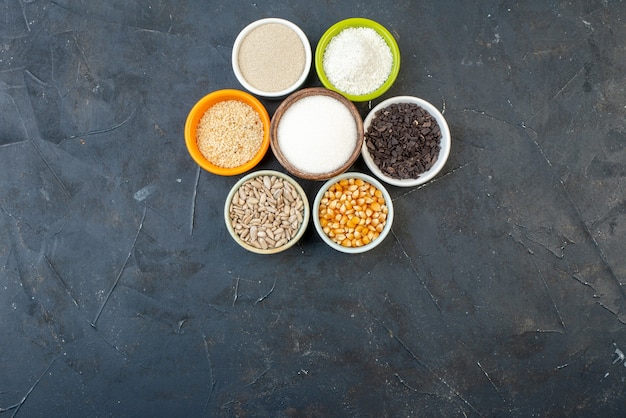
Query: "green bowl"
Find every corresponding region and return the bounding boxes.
[315,18,401,102]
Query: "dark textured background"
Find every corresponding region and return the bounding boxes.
[1,1,625,416]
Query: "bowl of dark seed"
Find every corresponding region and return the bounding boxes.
[362,96,451,187]
[232,18,312,99]
[224,170,310,254]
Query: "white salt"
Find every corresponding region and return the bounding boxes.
[277,95,357,175]
[323,27,393,96]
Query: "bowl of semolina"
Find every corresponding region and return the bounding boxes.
[184,89,270,176]
[232,18,312,99]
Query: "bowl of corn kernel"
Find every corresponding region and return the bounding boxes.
[313,172,393,253]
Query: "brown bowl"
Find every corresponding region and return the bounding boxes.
[270,87,364,181]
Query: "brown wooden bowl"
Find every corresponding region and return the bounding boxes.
[270,87,364,181]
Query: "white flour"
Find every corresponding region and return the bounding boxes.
[323,27,393,96]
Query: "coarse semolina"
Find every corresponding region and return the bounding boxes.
[196,100,264,168]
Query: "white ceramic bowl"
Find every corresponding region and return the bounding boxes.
[362,96,451,187]
[232,18,312,99]
[313,172,394,254]
[224,170,310,254]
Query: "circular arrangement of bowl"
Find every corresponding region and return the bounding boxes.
[224,170,310,254]
[270,87,364,181]
[184,89,270,176]
[315,18,401,102]
[361,96,451,187]
[232,18,312,99]
[313,172,394,254]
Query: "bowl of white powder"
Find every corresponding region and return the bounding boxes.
[232,18,312,99]
[270,87,364,181]
[315,18,401,102]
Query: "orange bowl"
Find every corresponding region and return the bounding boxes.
[184,89,270,176]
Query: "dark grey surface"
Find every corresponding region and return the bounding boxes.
[1,1,626,417]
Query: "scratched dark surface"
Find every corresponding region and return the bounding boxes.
[1,1,626,417]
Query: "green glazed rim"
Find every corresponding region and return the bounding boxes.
[315,18,401,102]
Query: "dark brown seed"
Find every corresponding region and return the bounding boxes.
[365,103,442,180]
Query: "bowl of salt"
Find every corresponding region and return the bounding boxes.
[270,87,364,181]
[315,18,401,102]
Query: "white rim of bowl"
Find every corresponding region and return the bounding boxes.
[232,18,312,98]
[361,96,451,187]
[224,170,310,254]
[313,172,394,254]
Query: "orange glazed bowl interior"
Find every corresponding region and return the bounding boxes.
[184,89,271,176]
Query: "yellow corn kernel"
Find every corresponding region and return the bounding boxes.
[319,177,389,248]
